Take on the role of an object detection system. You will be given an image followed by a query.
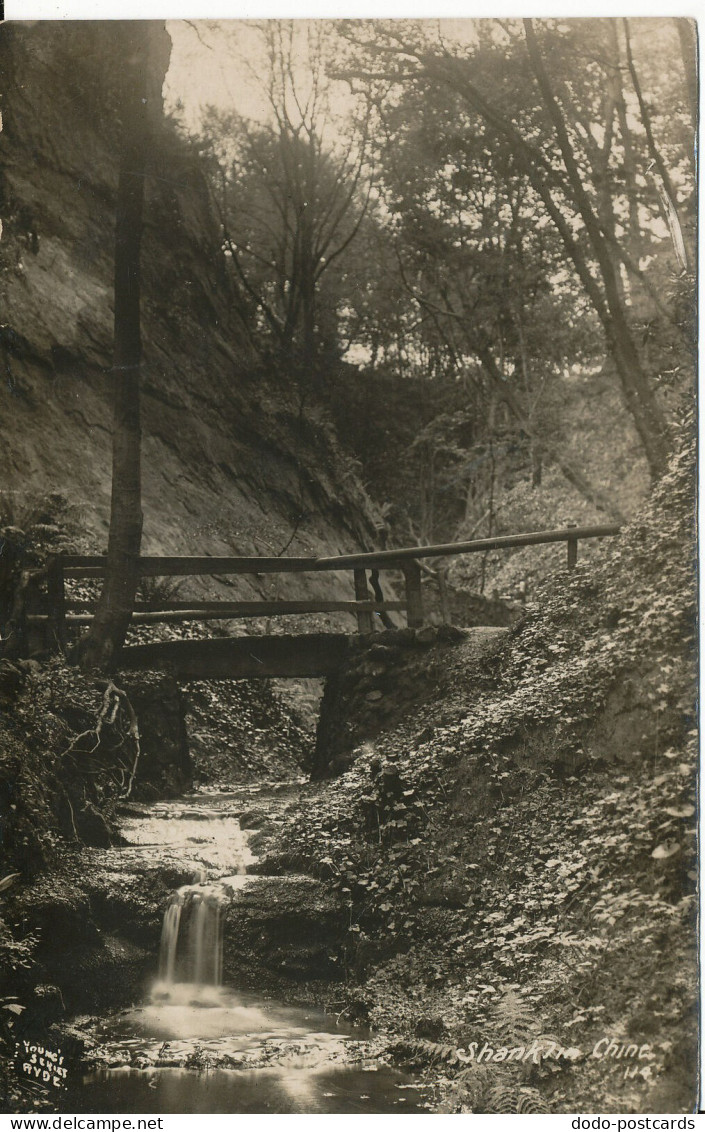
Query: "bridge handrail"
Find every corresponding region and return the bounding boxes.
[313,523,621,570]
[37,599,408,625]
[38,522,620,644]
[55,524,620,578]
[56,555,319,577]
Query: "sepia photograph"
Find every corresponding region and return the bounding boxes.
[0,15,698,1117]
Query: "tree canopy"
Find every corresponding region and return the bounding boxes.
[185,17,694,587]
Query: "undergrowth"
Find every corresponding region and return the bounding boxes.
[272,416,697,1113]
[0,660,151,1110]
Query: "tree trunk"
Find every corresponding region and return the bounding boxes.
[407,32,671,481]
[675,19,698,147]
[78,29,162,671]
[610,23,643,262]
[522,20,671,480]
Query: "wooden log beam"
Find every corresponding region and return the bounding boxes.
[63,599,407,614]
[61,555,320,577]
[567,523,579,569]
[62,568,107,579]
[46,556,67,651]
[56,524,620,580]
[402,561,424,628]
[314,524,620,570]
[54,599,406,623]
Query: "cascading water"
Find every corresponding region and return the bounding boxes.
[71,790,428,1113]
[185,889,224,986]
[157,885,228,989]
[158,894,184,984]
[149,804,252,995]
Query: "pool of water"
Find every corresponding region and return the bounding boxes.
[102,982,356,1043]
[70,982,429,1114]
[69,1065,429,1114]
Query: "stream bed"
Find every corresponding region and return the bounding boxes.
[67,789,429,1114]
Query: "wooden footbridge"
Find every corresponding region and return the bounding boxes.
[34,524,619,680]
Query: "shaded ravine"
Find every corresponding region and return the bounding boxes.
[67,789,429,1114]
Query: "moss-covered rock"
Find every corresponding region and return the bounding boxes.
[222,875,346,989]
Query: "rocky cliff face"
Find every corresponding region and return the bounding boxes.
[0,21,381,608]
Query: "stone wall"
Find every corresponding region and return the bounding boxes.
[313,626,508,777]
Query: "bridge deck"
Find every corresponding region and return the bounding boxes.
[119,634,355,680]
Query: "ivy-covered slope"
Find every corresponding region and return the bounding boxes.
[270,418,697,1114]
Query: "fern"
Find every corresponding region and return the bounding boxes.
[391,993,552,1112]
[486,1085,517,1113]
[517,1089,543,1113]
[486,1084,544,1113]
[490,987,539,1047]
[447,989,551,1112]
[138,575,185,608]
[453,1074,545,1114]
[391,1038,461,1067]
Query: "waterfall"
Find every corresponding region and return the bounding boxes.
[186,892,224,986]
[157,886,226,989]
[159,892,185,983]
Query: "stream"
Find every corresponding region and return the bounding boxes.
[66,790,429,1114]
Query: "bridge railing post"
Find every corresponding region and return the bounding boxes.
[566,523,578,570]
[47,555,67,652]
[353,569,374,635]
[402,560,424,628]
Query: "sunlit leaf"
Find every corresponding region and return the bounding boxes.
[664,805,694,818]
[651,840,680,860]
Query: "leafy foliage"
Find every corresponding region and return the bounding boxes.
[272,418,696,1111]
[0,492,86,563]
